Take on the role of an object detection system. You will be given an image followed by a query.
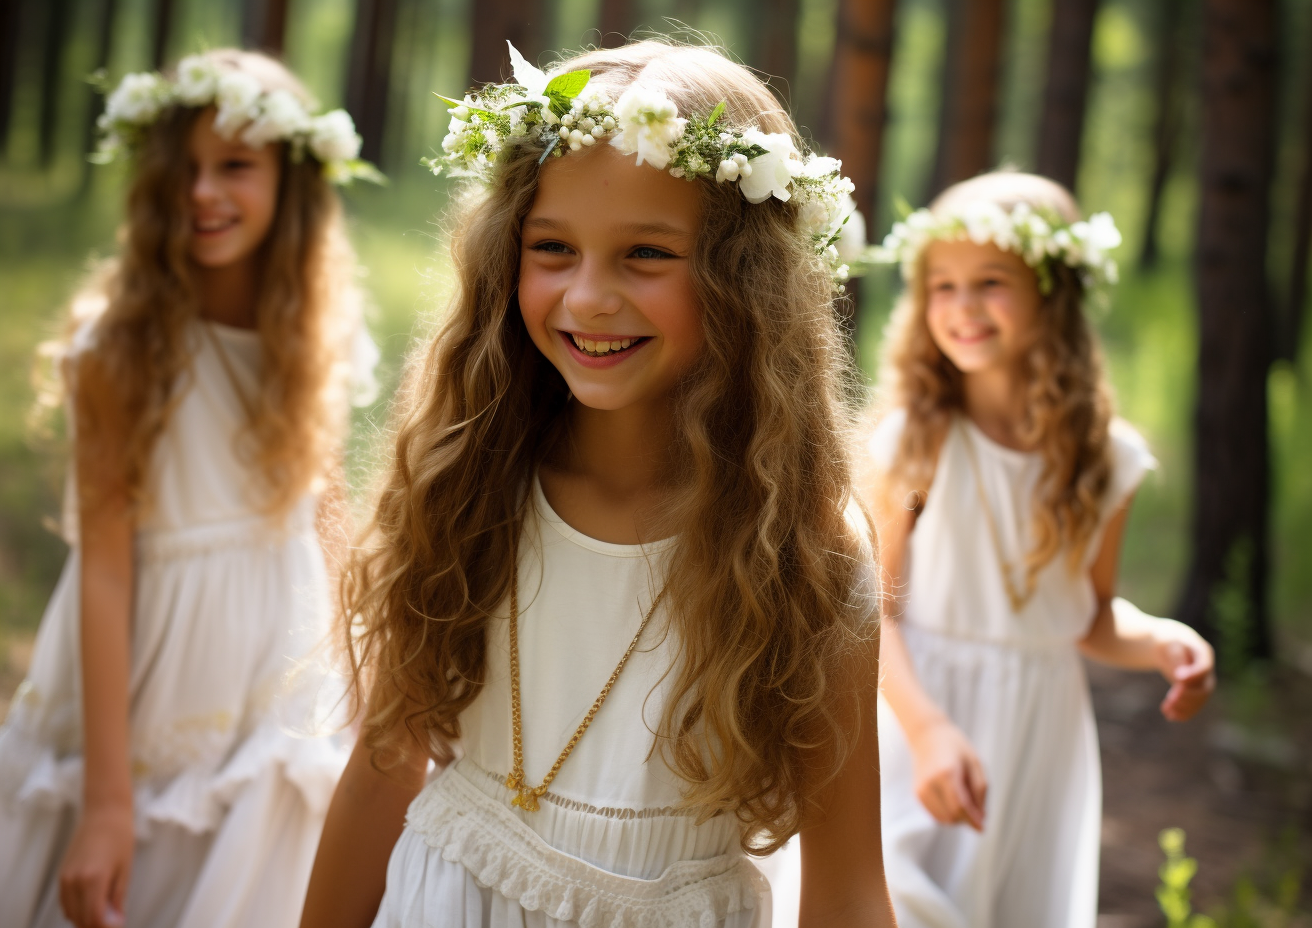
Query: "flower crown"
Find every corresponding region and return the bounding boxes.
[424,43,867,283]
[873,201,1122,294]
[92,55,383,186]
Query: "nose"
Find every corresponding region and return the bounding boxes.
[562,255,623,320]
[191,163,219,207]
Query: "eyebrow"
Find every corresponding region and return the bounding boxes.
[522,217,692,239]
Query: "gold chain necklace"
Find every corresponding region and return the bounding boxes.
[504,538,666,813]
[200,320,257,423]
[958,420,1037,613]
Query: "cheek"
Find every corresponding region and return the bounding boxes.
[644,275,702,356]
[517,263,554,336]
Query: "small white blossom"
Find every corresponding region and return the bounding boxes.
[736,129,799,203]
[836,200,867,262]
[308,110,361,163]
[174,56,218,106]
[241,89,310,148]
[213,71,264,138]
[610,85,687,170]
[105,72,168,125]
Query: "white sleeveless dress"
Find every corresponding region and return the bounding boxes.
[0,320,358,928]
[371,479,771,928]
[869,409,1155,928]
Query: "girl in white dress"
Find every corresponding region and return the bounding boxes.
[301,40,896,928]
[0,50,379,928]
[862,171,1216,928]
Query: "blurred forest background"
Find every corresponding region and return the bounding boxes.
[1,0,1310,924]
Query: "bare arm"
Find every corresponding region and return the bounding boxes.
[861,480,987,831]
[1077,499,1215,721]
[59,358,135,928]
[797,634,897,928]
[299,709,428,928]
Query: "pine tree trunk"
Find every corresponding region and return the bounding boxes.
[346,0,398,165]
[929,0,1005,195]
[38,0,70,168]
[755,0,800,107]
[469,0,547,86]
[77,0,119,197]
[599,0,636,47]
[1034,0,1100,192]
[0,0,19,153]
[828,0,898,345]
[242,0,289,54]
[1139,0,1186,269]
[152,0,174,67]
[1177,0,1277,663]
[1278,11,1312,364]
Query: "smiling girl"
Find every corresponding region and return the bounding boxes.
[862,172,1215,928]
[0,50,378,928]
[300,40,896,928]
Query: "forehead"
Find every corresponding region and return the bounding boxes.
[187,108,273,158]
[526,143,701,231]
[923,238,1028,274]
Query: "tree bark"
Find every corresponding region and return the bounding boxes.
[1277,10,1312,364]
[1177,0,1277,664]
[77,0,119,197]
[754,0,800,107]
[828,0,898,345]
[0,0,19,152]
[468,0,547,86]
[1034,0,1100,192]
[1139,0,1186,269]
[599,0,636,47]
[345,0,398,165]
[929,0,1005,196]
[152,0,175,67]
[38,0,70,168]
[242,0,289,54]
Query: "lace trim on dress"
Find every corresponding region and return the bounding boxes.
[136,511,315,563]
[463,760,700,820]
[407,764,766,928]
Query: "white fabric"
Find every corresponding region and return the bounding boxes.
[371,480,770,928]
[868,409,1155,928]
[0,320,348,928]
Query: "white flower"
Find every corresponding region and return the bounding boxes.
[610,85,686,170]
[309,110,361,163]
[716,159,739,182]
[736,129,799,203]
[241,89,310,148]
[507,41,552,114]
[798,199,831,234]
[174,56,218,106]
[798,154,841,180]
[105,72,168,125]
[836,200,867,261]
[1084,212,1122,252]
[213,71,264,138]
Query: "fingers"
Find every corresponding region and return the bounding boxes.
[60,871,111,928]
[1161,670,1215,722]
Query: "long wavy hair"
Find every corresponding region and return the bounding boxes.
[46,49,361,520]
[345,40,874,853]
[876,171,1114,578]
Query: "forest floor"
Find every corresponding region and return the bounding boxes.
[2,633,1310,922]
[1092,660,1312,925]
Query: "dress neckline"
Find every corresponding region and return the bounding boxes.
[959,415,1038,466]
[532,476,677,559]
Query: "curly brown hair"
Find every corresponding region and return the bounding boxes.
[876,171,1114,578]
[45,49,362,522]
[344,40,875,854]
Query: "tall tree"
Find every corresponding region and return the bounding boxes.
[929,0,1005,195]
[0,0,19,153]
[753,0,800,107]
[468,0,547,86]
[1034,0,1100,192]
[599,0,637,47]
[77,0,119,197]
[1178,0,1278,662]
[153,0,175,67]
[1139,0,1186,268]
[828,0,898,342]
[1277,9,1312,364]
[241,0,289,54]
[345,0,398,165]
[38,0,71,168]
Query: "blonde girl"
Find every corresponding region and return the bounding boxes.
[0,50,378,928]
[301,39,896,928]
[863,171,1215,928]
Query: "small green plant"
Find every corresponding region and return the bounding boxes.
[1158,828,1218,928]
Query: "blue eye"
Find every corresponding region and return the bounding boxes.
[531,241,572,254]
[631,245,673,260]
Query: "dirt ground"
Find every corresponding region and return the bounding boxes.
[1091,660,1312,925]
[3,633,1309,923]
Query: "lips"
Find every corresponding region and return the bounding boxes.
[194,217,238,235]
[559,330,651,367]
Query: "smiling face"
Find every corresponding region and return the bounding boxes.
[186,108,281,270]
[922,239,1043,375]
[518,143,704,415]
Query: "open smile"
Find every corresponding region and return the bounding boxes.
[559,331,652,367]
[194,217,239,236]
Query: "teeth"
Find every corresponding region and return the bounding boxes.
[570,334,641,356]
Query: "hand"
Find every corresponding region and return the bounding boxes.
[59,802,134,928]
[1153,624,1215,722]
[907,717,987,831]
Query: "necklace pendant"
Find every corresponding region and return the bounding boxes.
[504,771,523,791]
[511,787,540,812]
